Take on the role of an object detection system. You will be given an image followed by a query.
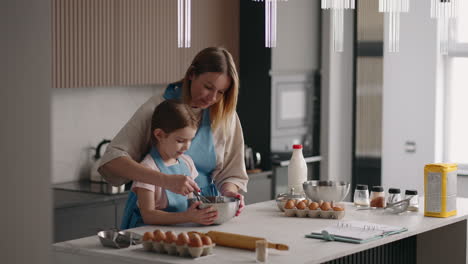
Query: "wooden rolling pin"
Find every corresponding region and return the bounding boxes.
[205,231,289,251]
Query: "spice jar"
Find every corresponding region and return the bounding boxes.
[353,184,370,207]
[387,188,402,204]
[405,189,419,212]
[370,186,386,208]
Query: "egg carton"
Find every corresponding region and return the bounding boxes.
[284,208,345,219]
[141,240,215,258]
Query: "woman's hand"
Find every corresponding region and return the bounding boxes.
[185,201,218,225]
[222,191,245,216]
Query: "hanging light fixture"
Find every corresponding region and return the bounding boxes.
[321,0,355,52]
[431,0,458,55]
[379,0,410,53]
[178,0,191,48]
[252,0,288,48]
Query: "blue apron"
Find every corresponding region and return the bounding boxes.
[120,147,191,229]
[163,83,219,197]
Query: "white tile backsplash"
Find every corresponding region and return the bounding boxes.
[51,85,165,183]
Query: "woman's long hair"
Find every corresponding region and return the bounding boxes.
[178,47,239,132]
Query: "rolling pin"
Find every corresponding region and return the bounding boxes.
[205,231,289,251]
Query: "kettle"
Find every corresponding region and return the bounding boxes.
[90,139,111,182]
[244,145,261,171]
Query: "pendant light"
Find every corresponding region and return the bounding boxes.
[379,0,410,53]
[178,0,191,48]
[321,0,355,52]
[253,0,288,48]
[431,0,458,55]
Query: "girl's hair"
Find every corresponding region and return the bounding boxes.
[150,99,198,145]
[178,47,239,132]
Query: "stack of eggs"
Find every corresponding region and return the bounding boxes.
[141,229,215,258]
[283,199,345,219]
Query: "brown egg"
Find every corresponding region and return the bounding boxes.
[201,236,212,246]
[165,231,177,243]
[284,200,296,209]
[320,201,331,211]
[296,201,307,210]
[188,234,203,247]
[153,229,166,242]
[176,232,190,246]
[308,202,319,210]
[142,232,154,241]
[303,200,311,206]
[332,206,344,211]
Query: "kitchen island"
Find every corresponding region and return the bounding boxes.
[53,198,468,264]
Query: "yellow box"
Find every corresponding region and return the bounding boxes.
[424,163,457,217]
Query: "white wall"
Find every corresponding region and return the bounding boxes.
[272,0,320,72]
[1,0,51,263]
[320,11,355,185]
[382,0,443,192]
[52,85,164,183]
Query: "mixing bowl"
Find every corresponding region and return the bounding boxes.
[303,180,350,202]
[187,196,239,225]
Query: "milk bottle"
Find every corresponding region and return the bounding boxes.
[288,144,308,193]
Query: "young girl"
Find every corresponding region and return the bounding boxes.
[121,99,218,228]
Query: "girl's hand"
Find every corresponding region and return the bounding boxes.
[161,173,200,196]
[186,202,218,225]
[222,191,245,216]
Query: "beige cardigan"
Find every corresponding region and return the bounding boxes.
[98,92,248,192]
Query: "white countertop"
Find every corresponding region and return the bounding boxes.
[54,198,468,264]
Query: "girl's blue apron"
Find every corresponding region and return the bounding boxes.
[120,83,219,229]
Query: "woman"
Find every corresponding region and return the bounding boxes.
[98,47,248,224]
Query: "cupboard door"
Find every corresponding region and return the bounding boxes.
[54,202,115,243]
[52,0,239,88]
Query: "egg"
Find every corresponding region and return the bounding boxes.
[153,229,166,242]
[201,236,212,246]
[176,232,190,246]
[284,200,296,209]
[333,206,344,211]
[308,202,319,210]
[188,234,203,247]
[296,201,307,210]
[142,232,154,241]
[320,201,331,211]
[303,200,311,206]
[165,231,177,243]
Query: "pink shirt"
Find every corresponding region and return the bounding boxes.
[131,153,198,210]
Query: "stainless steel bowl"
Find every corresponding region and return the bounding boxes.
[188,196,239,225]
[97,230,142,248]
[303,180,350,202]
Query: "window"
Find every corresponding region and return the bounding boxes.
[445,0,468,172]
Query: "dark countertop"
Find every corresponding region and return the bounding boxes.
[53,181,130,209]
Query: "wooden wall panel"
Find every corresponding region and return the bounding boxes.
[52,0,239,88]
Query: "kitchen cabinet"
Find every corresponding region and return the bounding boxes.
[53,189,128,243]
[243,171,273,205]
[52,0,239,88]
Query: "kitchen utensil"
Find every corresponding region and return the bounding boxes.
[275,187,306,212]
[204,231,289,251]
[357,198,411,214]
[303,180,350,202]
[97,230,131,249]
[244,145,261,171]
[90,139,111,182]
[192,191,211,203]
[118,231,142,245]
[187,196,239,225]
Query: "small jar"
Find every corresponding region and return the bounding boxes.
[387,188,402,204]
[255,240,268,263]
[370,186,386,208]
[405,189,419,212]
[353,184,370,207]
